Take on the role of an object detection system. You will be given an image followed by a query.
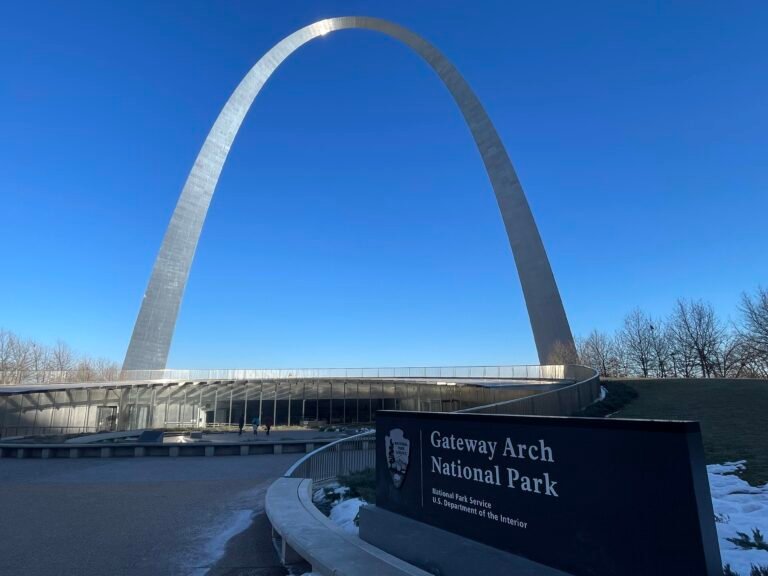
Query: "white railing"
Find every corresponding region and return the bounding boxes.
[286,430,376,484]
[0,364,570,386]
[456,365,600,416]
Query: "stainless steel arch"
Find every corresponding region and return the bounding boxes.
[123,16,574,370]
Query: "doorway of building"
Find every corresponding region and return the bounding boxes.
[96,406,117,432]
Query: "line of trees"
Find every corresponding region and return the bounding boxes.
[575,286,768,379]
[0,329,119,385]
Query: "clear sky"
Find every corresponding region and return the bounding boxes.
[1,1,766,368]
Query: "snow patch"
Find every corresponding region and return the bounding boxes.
[708,461,768,575]
[313,483,348,502]
[312,486,327,502]
[332,486,350,497]
[187,509,253,576]
[329,497,366,534]
[183,487,265,575]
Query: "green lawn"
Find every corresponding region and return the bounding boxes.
[604,378,768,485]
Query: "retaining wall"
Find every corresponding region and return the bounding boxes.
[0,439,331,459]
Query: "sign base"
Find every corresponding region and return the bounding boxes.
[359,504,572,576]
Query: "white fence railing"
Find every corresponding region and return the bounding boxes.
[286,430,376,484]
[1,364,572,386]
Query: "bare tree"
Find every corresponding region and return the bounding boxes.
[709,331,751,378]
[51,340,74,373]
[0,330,13,384]
[0,329,119,385]
[669,332,698,377]
[619,308,654,377]
[93,358,120,381]
[8,334,32,384]
[668,299,723,378]
[648,320,672,378]
[546,339,580,365]
[28,341,51,383]
[577,330,622,377]
[74,358,96,383]
[740,286,768,374]
[740,348,768,378]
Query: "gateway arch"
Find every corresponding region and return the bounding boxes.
[123,16,574,370]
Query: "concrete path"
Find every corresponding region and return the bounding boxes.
[0,455,300,576]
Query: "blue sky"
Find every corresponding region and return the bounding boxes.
[1,1,766,368]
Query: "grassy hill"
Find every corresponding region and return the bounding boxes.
[602,378,768,486]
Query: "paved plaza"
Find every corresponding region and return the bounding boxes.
[0,455,300,576]
[188,429,354,444]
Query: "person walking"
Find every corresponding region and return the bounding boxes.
[251,416,260,436]
[264,417,272,436]
[237,413,245,436]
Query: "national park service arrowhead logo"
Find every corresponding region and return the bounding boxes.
[385,428,410,489]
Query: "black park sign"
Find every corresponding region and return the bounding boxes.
[375,410,722,576]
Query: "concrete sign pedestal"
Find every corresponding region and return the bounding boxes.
[360,505,571,576]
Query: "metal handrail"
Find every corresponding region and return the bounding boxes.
[1,364,574,387]
[456,366,600,415]
[285,430,376,483]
